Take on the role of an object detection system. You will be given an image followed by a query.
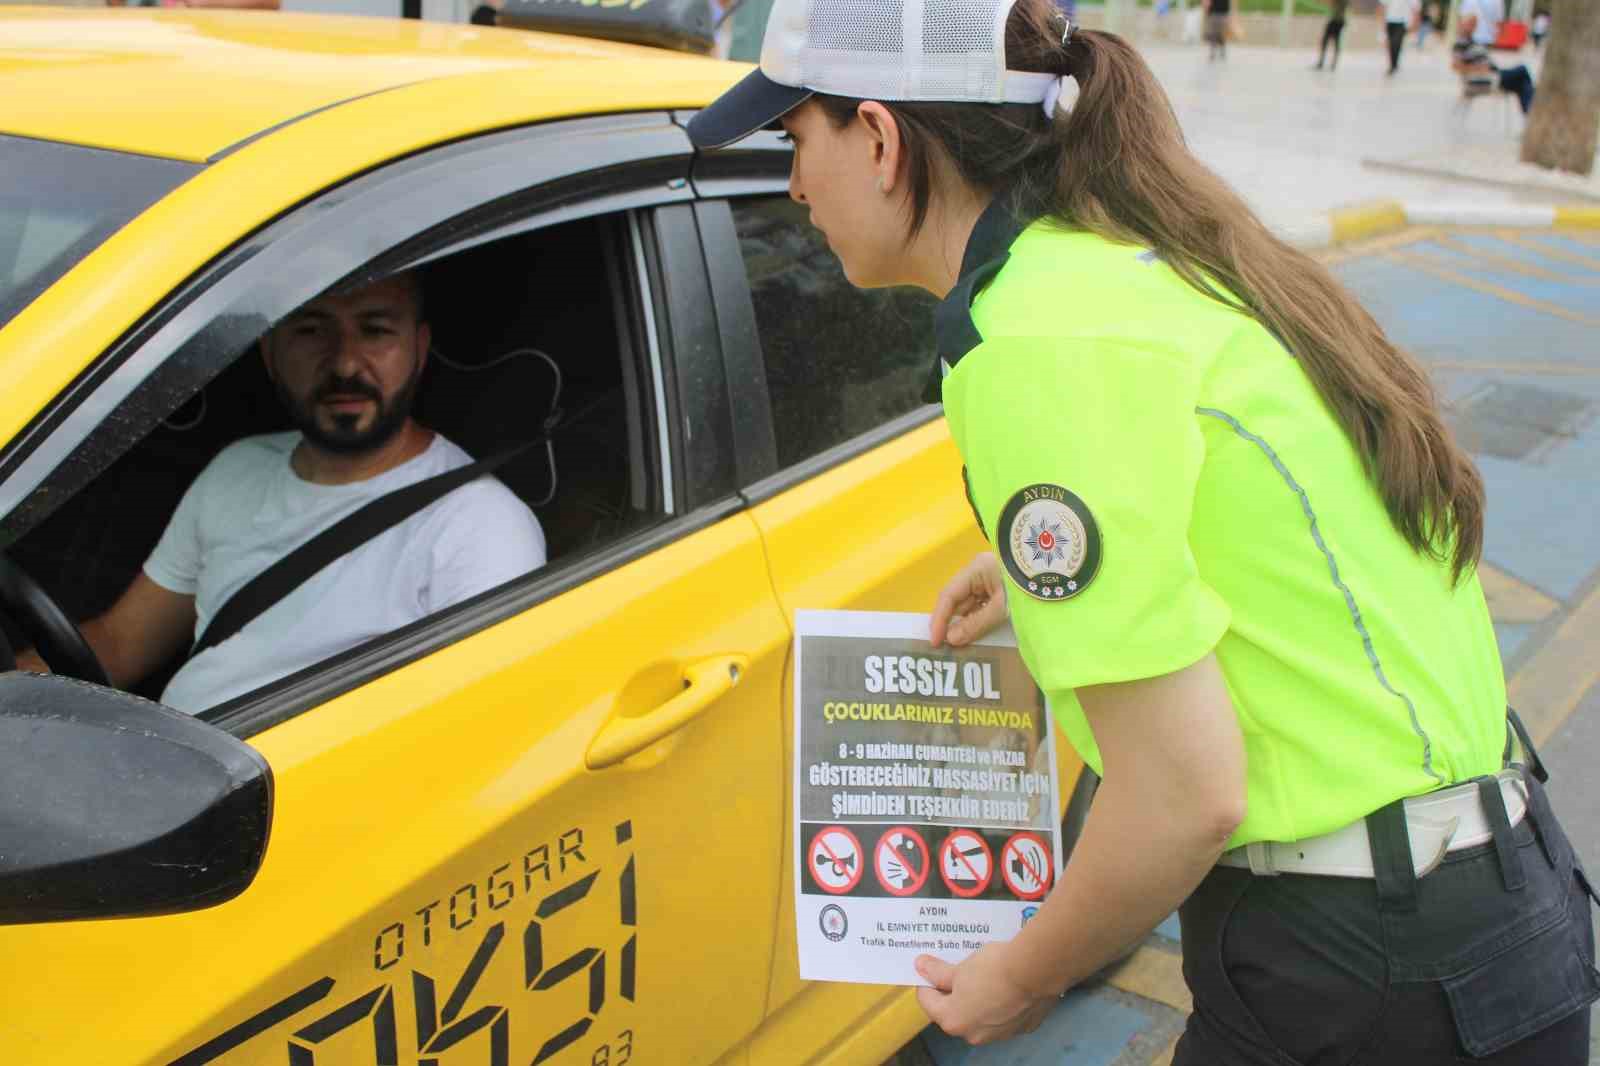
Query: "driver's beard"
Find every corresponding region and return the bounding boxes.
[279,368,422,456]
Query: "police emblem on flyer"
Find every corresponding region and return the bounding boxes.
[998,483,1101,602]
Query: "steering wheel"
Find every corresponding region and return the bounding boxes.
[0,554,111,687]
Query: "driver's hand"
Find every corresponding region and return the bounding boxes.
[13,648,49,673]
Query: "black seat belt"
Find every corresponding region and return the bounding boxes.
[190,441,539,658]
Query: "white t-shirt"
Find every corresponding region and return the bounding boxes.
[145,431,546,713]
[1459,0,1502,43]
[1383,0,1417,23]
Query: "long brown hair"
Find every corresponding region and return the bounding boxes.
[815,0,1483,581]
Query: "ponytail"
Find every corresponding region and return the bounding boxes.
[815,1,1484,581]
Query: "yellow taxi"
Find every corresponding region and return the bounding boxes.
[0,8,1087,1063]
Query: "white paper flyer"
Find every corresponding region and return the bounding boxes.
[793,609,1062,986]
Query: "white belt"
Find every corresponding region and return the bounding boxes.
[1218,770,1529,879]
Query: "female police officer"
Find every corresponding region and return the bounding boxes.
[687,0,1598,1061]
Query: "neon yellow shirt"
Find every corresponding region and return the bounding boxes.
[938,214,1506,847]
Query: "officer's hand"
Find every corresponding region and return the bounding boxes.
[930,552,1008,647]
[914,944,1055,1045]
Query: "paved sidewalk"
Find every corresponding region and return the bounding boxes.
[1128,39,1584,237]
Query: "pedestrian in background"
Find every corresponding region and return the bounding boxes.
[1381,0,1418,75]
[687,0,1599,1059]
[1415,0,1435,49]
[1312,0,1349,70]
[1202,0,1230,60]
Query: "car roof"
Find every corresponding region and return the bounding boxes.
[0,7,737,162]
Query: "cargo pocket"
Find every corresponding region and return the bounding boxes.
[1441,899,1600,1058]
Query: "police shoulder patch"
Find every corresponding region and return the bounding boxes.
[997,483,1101,602]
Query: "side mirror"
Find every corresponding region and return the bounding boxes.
[0,672,272,924]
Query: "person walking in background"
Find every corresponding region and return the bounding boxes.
[1202,0,1230,60]
[1312,0,1349,70]
[1381,0,1418,75]
[1415,0,1435,48]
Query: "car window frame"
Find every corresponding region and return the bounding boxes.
[0,113,745,739]
[685,132,943,503]
[212,197,738,739]
[0,112,693,535]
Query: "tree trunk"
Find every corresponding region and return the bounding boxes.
[1519,0,1600,176]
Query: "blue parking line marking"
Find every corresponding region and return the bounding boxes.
[1494,622,1535,661]
[1401,254,1600,316]
[1456,371,1600,601]
[922,984,1153,1066]
[1330,258,1596,364]
[1524,233,1600,262]
[1446,233,1600,278]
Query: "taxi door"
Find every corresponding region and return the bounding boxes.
[0,138,788,1064]
[684,186,1020,1062]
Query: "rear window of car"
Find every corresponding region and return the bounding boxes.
[0,134,199,331]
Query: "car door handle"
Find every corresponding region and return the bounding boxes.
[585,655,748,770]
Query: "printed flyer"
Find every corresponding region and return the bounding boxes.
[793,609,1062,986]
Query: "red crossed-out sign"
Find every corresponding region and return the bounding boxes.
[808,826,864,895]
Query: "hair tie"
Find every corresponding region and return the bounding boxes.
[1041,76,1066,117]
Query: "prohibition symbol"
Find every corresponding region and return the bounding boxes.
[999,831,1053,901]
[939,829,994,899]
[874,826,930,897]
[808,826,864,895]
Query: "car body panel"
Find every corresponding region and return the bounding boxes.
[0,8,736,162]
[1,511,787,1065]
[0,53,737,472]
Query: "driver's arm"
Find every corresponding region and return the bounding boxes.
[21,575,196,689]
[82,575,196,688]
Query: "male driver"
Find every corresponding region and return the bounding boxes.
[19,273,546,712]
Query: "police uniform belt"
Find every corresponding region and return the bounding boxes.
[1217,770,1528,879]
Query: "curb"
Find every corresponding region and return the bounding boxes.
[1283,201,1600,250]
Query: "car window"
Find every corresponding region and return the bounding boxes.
[0,212,669,717]
[0,134,199,331]
[729,196,937,468]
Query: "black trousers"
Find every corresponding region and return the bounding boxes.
[1386,22,1407,72]
[1498,65,1536,114]
[1173,769,1600,1064]
[1316,17,1344,66]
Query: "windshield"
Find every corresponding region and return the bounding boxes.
[0,134,199,331]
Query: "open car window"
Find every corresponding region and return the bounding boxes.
[1,211,671,720]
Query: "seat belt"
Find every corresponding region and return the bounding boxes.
[190,440,540,658]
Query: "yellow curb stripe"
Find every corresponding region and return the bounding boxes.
[1479,563,1561,624]
[1104,945,1192,1013]
[1330,202,1408,245]
[1384,249,1600,328]
[1493,230,1600,271]
[1430,235,1600,286]
[1554,205,1600,229]
[1507,580,1600,746]
[1314,224,1440,266]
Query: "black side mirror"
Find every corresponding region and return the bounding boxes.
[0,672,272,924]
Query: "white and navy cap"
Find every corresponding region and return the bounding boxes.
[686,0,1062,149]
